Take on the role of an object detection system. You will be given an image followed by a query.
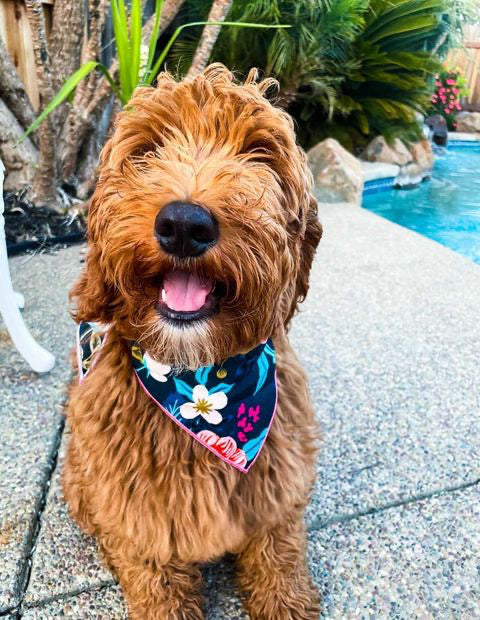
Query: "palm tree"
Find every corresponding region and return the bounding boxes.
[169,0,461,151]
[188,0,233,76]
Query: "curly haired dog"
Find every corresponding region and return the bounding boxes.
[64,64,322,619]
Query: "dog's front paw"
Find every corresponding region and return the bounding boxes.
[129,599,204,620]
[109,554,204,620]
[242,571,321,620]
[236,520,320,619]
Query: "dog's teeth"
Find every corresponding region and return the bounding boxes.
[161,288,167,302]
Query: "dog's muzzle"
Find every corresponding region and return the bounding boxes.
[154,201,218,258]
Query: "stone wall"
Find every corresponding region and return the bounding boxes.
[308,136,434,202]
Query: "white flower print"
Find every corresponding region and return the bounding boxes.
[179,384,227,425]
[144,352,171,382]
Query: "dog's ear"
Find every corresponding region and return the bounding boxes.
[296,193,322,303]
[284,193,322,326]
[70,194,117,325]
[70,243,117,324]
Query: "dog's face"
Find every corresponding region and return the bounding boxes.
[72,65,321,370]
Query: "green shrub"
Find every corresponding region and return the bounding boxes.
[315,0,446,151]
[170,0,368,118]
[428,68,469,130]
[169,0,457,151]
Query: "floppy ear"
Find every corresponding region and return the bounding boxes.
[69,193,118,325]
[69,242,117,324]
[284,193,322,326]
[296,193,322,303]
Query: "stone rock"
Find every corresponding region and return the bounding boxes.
[425,115,448,146]
[409,139,434,173]
[308,138,364,204]
[362,136,413,166]
[361,161,400,183]
[395,162,427,188]
[455,111,480,133]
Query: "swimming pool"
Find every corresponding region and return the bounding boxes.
[362,144,480,265]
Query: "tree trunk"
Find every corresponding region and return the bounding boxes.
[48,0,85,138]
[24,0,57,207]
[75,96,118,200]
[49,0,85,96]
[0,37,36,134]
[61,0,186,183]
[0,98,38,191]
[187,0,233,77]
[0,0,190,207]
[143,0,186,42]
[81,0,110,103]
[276,85,299,110]
[57,0,110,182]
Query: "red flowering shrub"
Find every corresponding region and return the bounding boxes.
[429,69,469,130]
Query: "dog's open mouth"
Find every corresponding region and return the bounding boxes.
[156,270,223,323]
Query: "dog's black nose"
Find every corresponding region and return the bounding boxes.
[154,201,218,258]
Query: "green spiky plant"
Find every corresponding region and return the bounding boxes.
[167,0,457,151]
[314,0,447,151]
[22,0,289,141]
[169,0,368,118]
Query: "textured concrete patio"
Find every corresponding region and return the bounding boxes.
[1,199,480,618]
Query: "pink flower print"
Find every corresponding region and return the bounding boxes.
[197,430,247,466]
[238,417,254,433]
[446,79,455,85]
[248,405,261,423]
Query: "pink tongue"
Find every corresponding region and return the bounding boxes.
[163,272,212,312]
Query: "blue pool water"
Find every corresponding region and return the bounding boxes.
[362,145,480,264]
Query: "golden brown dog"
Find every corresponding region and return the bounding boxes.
[64,64,322,619]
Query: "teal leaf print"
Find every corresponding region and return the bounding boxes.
[264,343,276,361]
[195,365,211,385]
[173,378,193,400]
[243,429,268,461]
[167,400,180,417]
[254,352,269,395]
[210,383,233,394]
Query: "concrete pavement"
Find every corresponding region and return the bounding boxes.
[1,199,480,618]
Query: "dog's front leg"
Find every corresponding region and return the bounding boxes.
[112,554,204,620]
[235,517,320,620]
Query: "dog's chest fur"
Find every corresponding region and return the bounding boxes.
[65,335,318,565]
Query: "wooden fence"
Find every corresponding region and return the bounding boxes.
[0,0,55,111]
[448,24,480,107]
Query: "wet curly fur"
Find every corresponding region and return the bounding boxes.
[63,65,323,619]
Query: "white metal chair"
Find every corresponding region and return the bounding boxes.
[0,159,55,372]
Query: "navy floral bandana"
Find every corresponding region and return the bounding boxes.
[77,322,278,473]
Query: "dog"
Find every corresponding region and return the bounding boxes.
[63,64,322,619]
